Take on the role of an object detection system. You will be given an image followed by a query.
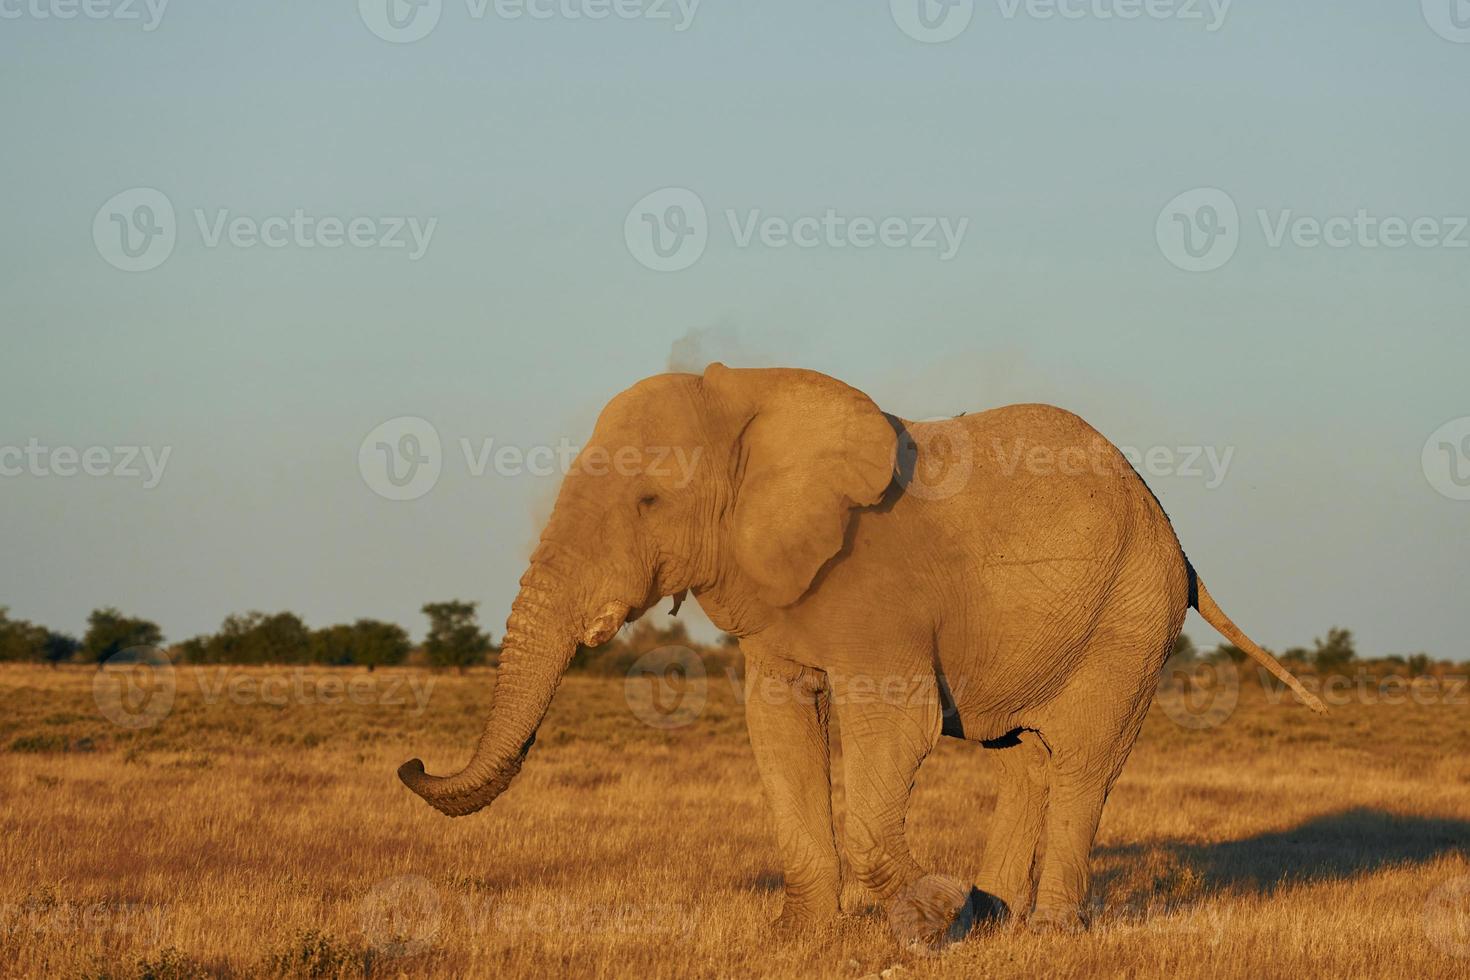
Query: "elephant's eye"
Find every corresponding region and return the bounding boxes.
[637,493,659,515]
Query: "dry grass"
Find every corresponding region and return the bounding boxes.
[2,661,1468,979]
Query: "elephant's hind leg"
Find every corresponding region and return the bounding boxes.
[745,653,842,928]
[975,730,1050,922]
[831,671,975,952]
[1030,669,1155,932]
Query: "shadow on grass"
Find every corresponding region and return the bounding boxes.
[1095,806,1470,903]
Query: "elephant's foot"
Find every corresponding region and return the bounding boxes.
[769,899,840,938]
[883,874,978,954]
[1027,905,1086,935]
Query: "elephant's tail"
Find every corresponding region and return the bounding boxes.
[1189,568,1328,715]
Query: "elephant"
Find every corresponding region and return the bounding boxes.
[398,364,1324,950]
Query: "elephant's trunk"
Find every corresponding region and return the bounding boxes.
[397,556,629,817]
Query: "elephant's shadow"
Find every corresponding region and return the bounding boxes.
[1092,806,1470,911]
[748,807,1468,929]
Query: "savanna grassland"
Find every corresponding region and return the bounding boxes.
[2,660,1469,979]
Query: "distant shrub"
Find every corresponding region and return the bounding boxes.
[1170,633,1198,661]
[568,618,742,680]
[82,607,164,663]
[421,600,492,673]
[1312,627,1357,673]
[182,611,312,664]
[310,620,410,670]
[0,607,50,662]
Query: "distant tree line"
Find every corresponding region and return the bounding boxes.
[0,602,1448,677]
[0,601,498,671]
[1169,626,1440,677]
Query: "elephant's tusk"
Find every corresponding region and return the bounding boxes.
[581,600,630,647]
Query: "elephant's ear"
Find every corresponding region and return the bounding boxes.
[703,362,897,607]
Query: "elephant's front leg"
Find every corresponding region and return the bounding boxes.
[745,653,841,929]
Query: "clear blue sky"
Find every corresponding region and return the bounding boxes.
[2,1,1466,658]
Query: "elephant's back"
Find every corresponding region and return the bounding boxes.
[891,404,1186,734]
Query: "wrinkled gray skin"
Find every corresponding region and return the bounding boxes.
[399,364,1323,951]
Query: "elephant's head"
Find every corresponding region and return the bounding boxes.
[398,363,898,816]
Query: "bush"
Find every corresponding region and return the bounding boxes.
[568,617,742,680]
[1312,627,1357,673]
[182,612,311,664]
[421,600,492,672]
[310,619,410,670]
[0,608,50,662]
[82,607,164,663]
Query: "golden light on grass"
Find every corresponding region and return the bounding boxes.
[1,662,1467,978]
